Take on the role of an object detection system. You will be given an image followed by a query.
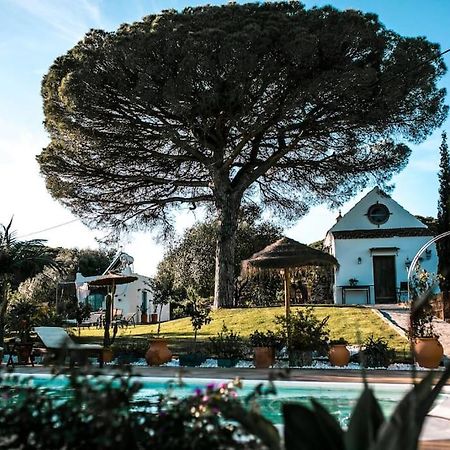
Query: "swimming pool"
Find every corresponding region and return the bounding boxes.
[8,375,450,427]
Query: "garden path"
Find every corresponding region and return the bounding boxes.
[378,306,450,357]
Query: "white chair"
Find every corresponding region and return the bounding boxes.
[34,327,104,367]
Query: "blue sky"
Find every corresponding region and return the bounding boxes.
[1,0,449,275]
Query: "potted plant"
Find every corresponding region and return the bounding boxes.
[360,335,395,368]
[409,268,444,368]
[249,330,280,369]
[276,307,329,367]
[208,323,246,367]
[178,289,211,367]
[328,337,350,366]
[145,335,173,366]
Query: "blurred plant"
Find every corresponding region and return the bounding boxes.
[0,363,449,450]
[283,366,450,450]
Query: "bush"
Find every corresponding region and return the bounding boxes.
[276,307,329,353]
[5,295,64,341]
[329,337,348,346]
[249,330,281,349]
[111,340,148,361]
[208,323,246,360]
[361,335,395,368]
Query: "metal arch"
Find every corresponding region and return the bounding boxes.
[407,230,450,299]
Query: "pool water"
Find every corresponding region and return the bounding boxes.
[8,375,450,428]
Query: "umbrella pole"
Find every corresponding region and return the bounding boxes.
[103,291,111,348]
[284,267,292,354]
[284,267,291,319]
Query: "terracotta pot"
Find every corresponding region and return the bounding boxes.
[254,347,275,369]
[328,344,350,367]
[145,338,172,366]
[102,348,114,363]
[141,312,148,324]
[151,313,158,324]
[414,337,443,369]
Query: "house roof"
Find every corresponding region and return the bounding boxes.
[326,187,429,235]
[332,227,433,239]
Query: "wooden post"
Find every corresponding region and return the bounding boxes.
[284,267,291,319]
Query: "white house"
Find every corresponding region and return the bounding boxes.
[75,252,170,323]
[324,187,437,305]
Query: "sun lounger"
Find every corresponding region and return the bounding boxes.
[34,327,104,367]
[115,312,136,328]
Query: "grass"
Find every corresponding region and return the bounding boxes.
[73,306,410,357]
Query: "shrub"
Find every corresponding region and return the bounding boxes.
[329,337,348,346]
[361,335,395,368]
[208,323,246,360]
[249,330,281,349]
[111,340,149,360]
[276,307,329,353]
[184,288,212,351]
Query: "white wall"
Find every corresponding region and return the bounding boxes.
[75,273,171,323]
[332,235,437,304]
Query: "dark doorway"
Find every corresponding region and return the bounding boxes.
[373,255,397,303]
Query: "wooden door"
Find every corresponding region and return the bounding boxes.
[373,255,396,304]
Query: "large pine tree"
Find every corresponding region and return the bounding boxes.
[38,3,448,308]
[437,131,450,319]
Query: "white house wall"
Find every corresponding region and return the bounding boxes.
[329,188,426,232]
[333,236,437,304]
[75,273,170,323]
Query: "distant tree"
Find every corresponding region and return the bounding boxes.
[17,247,115,313]
[415,215,439,235]
[437,132,450,317]
[39,3,448,307]
[0,219,60,345]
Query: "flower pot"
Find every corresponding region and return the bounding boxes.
[179,352,207,367]
[102,348,114,363]
[413,337,443,369]
[217,358,239,368]
[145,338,172,366]
[289,350,313,367]
[253,347,275,369]
[151,313,158,324]
[328,344,350,367]
[141,312,148,324]
[16,343,33,365]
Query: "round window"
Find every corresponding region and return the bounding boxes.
[367,203,390,225]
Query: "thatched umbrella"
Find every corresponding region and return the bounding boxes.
[242,237,338,319]
[88,272,138,347]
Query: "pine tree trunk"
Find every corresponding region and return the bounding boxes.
[213,195,239,309]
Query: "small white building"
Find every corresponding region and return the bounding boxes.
[324,187,437,305]
[75,252,170,323]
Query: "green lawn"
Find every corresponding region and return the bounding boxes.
[74,306,409,356]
